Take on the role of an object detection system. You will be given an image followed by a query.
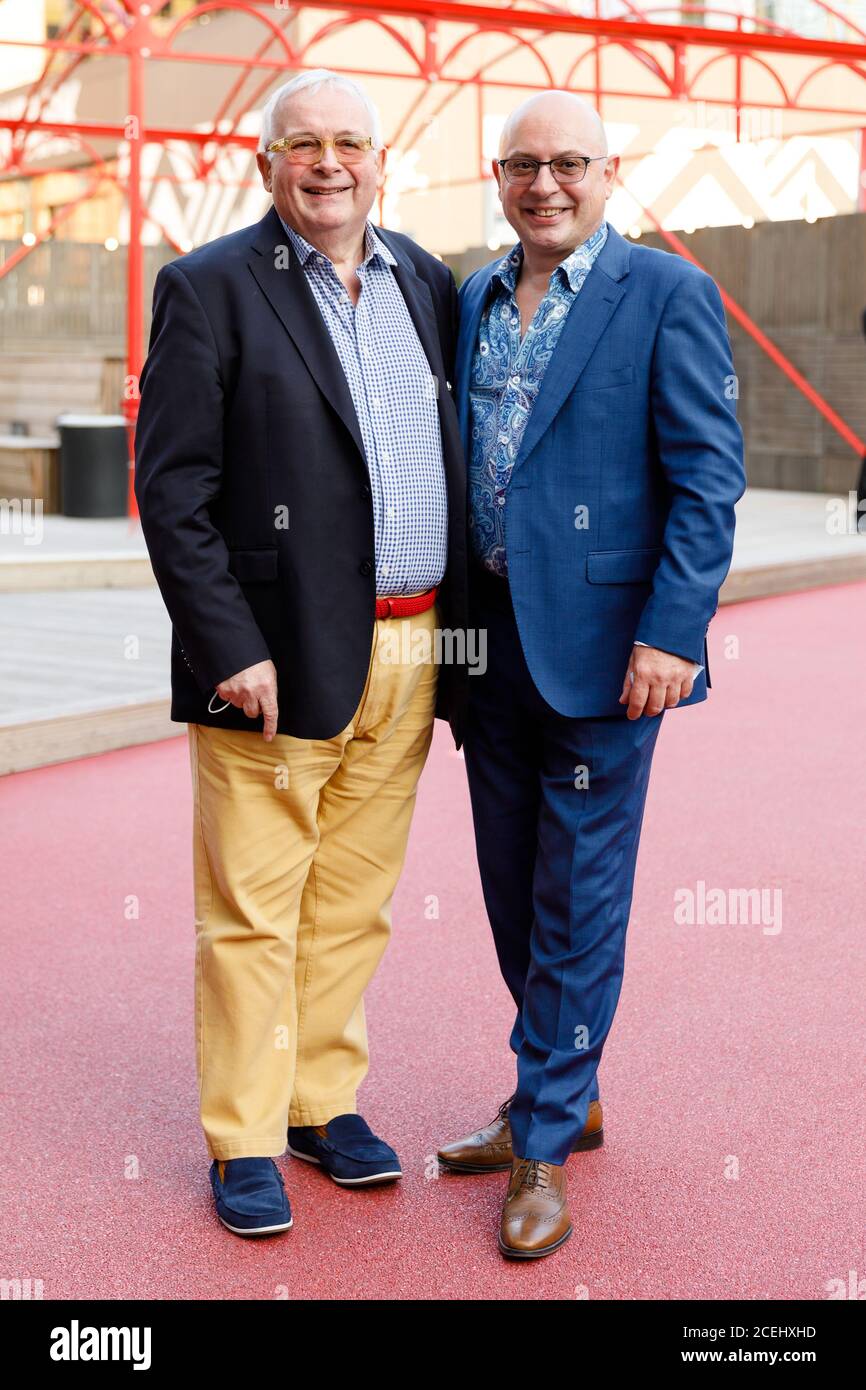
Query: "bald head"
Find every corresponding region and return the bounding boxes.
[499,91,608,159]
[493,90,617,272]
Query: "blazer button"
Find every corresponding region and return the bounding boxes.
[359,484,370,500]
[359,558,373,576]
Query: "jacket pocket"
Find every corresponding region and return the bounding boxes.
[586,546,663,584]
[573,363,635,392]
[227,547,279,583]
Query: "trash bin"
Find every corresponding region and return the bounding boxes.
[57,413,129,518]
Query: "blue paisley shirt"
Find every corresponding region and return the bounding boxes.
[468,221,608,576]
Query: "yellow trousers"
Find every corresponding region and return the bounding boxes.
[187,603,439,1160]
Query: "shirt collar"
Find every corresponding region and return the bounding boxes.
[277,212,397,270]
[493,219,608,295]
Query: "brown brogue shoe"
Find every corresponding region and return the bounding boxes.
[498,1157,572,1259]
[437,1096,514,1172]
[437,1097,603,1173]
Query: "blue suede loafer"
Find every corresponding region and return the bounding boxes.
[287,1114,402,1185]
[209,1157,293,1236]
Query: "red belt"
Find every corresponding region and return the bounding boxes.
[375,585,438,620]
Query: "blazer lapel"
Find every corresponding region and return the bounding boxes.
[513,235,629,473]
[373,226,465,490]
[247,204,366,462]
[375,227,446,385]
[455,265,495,459]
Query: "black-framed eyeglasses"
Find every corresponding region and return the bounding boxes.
[496,154,607,185]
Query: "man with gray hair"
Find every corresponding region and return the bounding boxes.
[135,69,467,1236]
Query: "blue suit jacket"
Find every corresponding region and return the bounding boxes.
[456,222,746,718]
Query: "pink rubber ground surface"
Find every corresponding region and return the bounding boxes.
[2,582,864,1300]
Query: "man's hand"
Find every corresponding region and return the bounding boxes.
[214,659,279,741]
[618,645,695,720]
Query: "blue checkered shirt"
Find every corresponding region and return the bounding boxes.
[278,215,448,595]
[469,221,608,576]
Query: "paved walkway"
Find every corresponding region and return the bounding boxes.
[0,588,168,725]
[0,515,145,557]
[1,582,863,1299]
[731,486,864,565]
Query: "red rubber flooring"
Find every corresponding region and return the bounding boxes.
[1,582,864,1300]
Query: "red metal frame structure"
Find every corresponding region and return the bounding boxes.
[2,0,866,517]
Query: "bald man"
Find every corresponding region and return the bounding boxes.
[437,93,745,1258]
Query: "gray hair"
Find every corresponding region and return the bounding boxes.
[258,69,384,154]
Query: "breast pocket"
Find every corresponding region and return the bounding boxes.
[573,363,635,392]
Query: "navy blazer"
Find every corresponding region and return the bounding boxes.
[456,223,746,718]
[135,203,468,741]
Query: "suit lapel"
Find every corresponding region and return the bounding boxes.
[513,229,630,472]
[247,204,366,462]
[248,207,459,467]
[456,265,495,459]
[373,226,465,492]
[375,227,446,385]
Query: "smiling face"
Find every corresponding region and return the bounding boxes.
[256,82,385,253]
[495,93,618,267]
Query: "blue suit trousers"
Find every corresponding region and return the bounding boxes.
[463,565,664,1165]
